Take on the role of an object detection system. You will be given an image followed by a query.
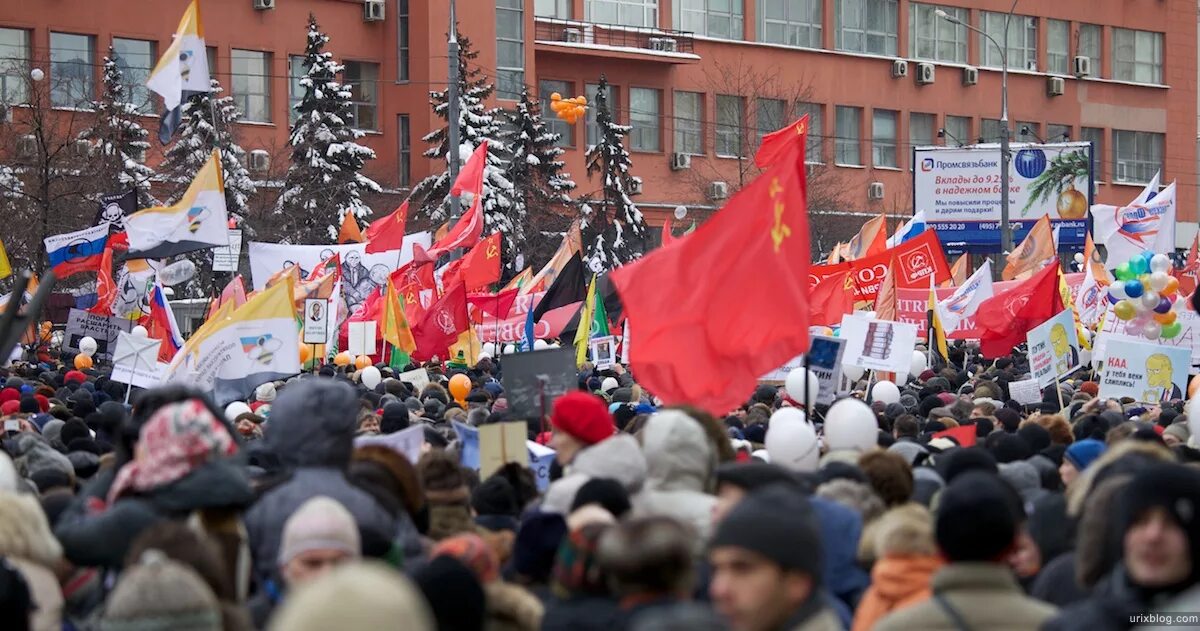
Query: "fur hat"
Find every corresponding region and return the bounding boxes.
[936,472,1020,562]
[872,503,937,558]
[268,562,434,631]
[102,551,222,631]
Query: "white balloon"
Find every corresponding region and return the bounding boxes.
[765,408,819,473]
[1140,291,1161,310]
[674,205,688,220]
[871,380,901,405]
[482,342,496,356]
[909,350,927,379]
[1143,321,1162,340]
[503,344,516,355]
[131,325,148,338]
[158,259,197,286]
[224,401,251,422]
[360,366,382,389]
[785,368,820,408]
[1073,253,1085,264]
[1108,283,1127,301]
[843,364,866,381]
[1149,271,1170,292]
[79,336,98,357]
[533,339,549,350]
[478,352,492,360]
[1150,253,1172,274]
[30,68,44,82]
[1079,348,1093,366]
[824,398,879,452]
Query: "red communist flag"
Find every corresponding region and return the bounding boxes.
[365,200,410,254]
[754,114,810,169]
[611,141,812,416]
[450,141,488,197]
[934,424,977,447]
[975,262,1063,359]
[468,288,519,319]
[412,281,469,361]
[461,232,502,291]
[88,245,116,316]
[808,270,855,327]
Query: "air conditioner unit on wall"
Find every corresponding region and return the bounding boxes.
[563,28,582,43]
[707,181,729,201]
[891,59,908,78]
[916,62,935,85]
[16,134,36,161]
[1047,76,1065,97]
[669,153,691,171]
[629,176,643,195]
[648,37,678,52]
[363,0,385,22]
[962,66,978,86]
[1073,56,1091,78]
[867,182,884,200]
[252,0,274,10]
[249,149,271,174]
[71,139,91,159]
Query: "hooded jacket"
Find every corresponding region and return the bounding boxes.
[0,491,64,631]
[631,411,717,547]
[542,435,647,515]
[243,380,416,583]
[872,563,1057,631]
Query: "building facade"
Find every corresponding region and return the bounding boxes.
[1,0,1195,246]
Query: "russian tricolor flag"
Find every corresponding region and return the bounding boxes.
[144,283,185,363]
[44,224,109,279]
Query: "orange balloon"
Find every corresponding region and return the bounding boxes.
[550,100,565,112]
[448,373,471,404]
[1164,276,1180,296]
[1190,375,1200,399]
[550,92,562,102]
[1154,310,1178,325]
[577,95,587,105]
[74,354,93,370]
[299,345,312,364]
[355,355,372,370]
[334,351,352,367]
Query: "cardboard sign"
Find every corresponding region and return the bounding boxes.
[839,314,918,374]
[347,321,376,357]
[590,335,616,370]
[479,421,529,478]
[1009,378,1044,405]
[527,441,556,491]
[109,331,163,390]
[807,336,847,405]
[397,367,430,393]
[1098,338,1190,403]
[212,229,242,272]
[453,421,480,469]
[1026,309,1081,387]
[65,308,134,361]
[302,297,328,344]
[502,347,577,420]
[354,425,424,465]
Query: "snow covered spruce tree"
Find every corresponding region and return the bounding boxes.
[583,76,647,270]
[79,48,157,207]
[411,33,516,266]
[501,87,575,271]
[276,14,380,244]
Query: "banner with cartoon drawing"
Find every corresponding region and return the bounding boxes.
[1098,338,1190,404]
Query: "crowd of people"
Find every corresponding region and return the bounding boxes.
[0,342,1198,631]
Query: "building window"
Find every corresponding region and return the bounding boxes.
[629,87,661,152]
[287,55,305,123]
[715,95,744,157]
[111,38,155,114]
[908,4,966,63]
[835,105,862,165]
[586,0,658,27]
[872,109,897,168]
[397,0,409,81]
[760,0,822,48]
[1018,121,1040,141]
[232,49,271,123]
[674,90,703,155]
[980,12,1037,71]
[0,28,30,105]
[586,82,619,147]
[50,32,95,108]
[207,46,218,80]
[836,0,898,56]
[540,80,573,147]
[944,115,970,146]
[1077,24,1101,74]
[398,114,411,187]
[1113,130,1163,184]
[1047,19,1069,75]
[1113,28,1164,84]
[343,61,379,131]
[796,102,823,163]
[909,112,935,168]
[536,0,572,18]
[1047,123,1071,142]
[757,97,786,138]
[677,0,743,39]
[497,0,524,100]
[1081,126,1103,180]
[981,118,1006,143]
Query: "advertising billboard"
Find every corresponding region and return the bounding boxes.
[912,142,1093,251]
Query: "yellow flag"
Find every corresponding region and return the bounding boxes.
[0,238,11,280]
[574,275,597,367]
[448,328,482,367]
[383,278,416,354]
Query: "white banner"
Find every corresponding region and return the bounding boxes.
[212,229,243,272]
[839,314,918,374]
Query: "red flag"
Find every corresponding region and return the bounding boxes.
[808,270,855,327]
[426,197,483,259]
[468,288,518,319]
[934,424,978,447]
[610,141,811,416]
[412,281,469,361]
[975,263,1064,359]
[661,216,675,247]
[364,200,410,254]
[461,232,502,291]
[848,230,951,303]
[390,260,435,291]
[450,141,488,197]
[399,281,427,323]
[88,245,116,316]
[440,258,467,292]
[219,275,247,309]
[754,114,810,169]
[337,211,364,244]
[1178,232,1199,297]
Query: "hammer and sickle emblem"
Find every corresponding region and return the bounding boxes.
[796,121,807,135]
[769,177,791,253]
[486,242,499,259]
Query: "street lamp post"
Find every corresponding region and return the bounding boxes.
[937,2,1019,255]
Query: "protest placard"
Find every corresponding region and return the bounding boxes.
[839,314,917,374]
[354,425,424,465]
[109,331,163,393]
[212,229,242,273]
[397,367,430,392]
[302,298,328,345]
[1098,338,1190,403]
[1009,378,1044,405]
[347,321,376,357]
[480,421,529,478]
[502,348,577,420]
[527,441,556,491]
[1026,310,1081,387]
[590,335,616,370]
[65,309,133,361]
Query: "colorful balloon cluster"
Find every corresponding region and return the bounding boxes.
[549,92,587,124]
[1108,252,1185,340]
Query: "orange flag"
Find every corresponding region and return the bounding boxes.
[943,253,969,288]
[219,275,248,309]
[365,200,410,254]
[1083,232,1110,289]
[874,258,898,321]
[337,211,364,244]
[754,114,810,169]
[461,232,502,291]
[1003,215,1055,281]
[382,278,417,354]
[88,245,116,316]
[1178,232,1200,297]
[502,267,533,292]
[846,214,888,260]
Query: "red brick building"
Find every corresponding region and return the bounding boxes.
[1,0,1196,247]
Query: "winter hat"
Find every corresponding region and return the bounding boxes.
[709,485,822,579]
[550,392,614,446]
[743,423,767,445]
[471,476,519,531]
[1164,423,1191,444]
[990,434,1033,463]
[1117,463,1200,584]
[715,462,804,493]
[431,533,500,584]
[39,419,64,445]
[888,441,928,466]
[223,401,251,423]
[510,511,568,581]
[14,435,74,484]
[936,472,1020,562]
[18,397,38,414]
[268,562,434,631]
[994,408,1021,433]
[936,447,998,484]
[413,556,486,631]
[1017,423,1052,453]
[1,400,19,416]
[911,467,945,506]
[68,450,101,480]
[380,402,411,435]
[751,384,778,406]
[571,477,632,518]
[101,551,222,631]
[278,496,361,567]
[884,403,906,421]
[252,382,276,403]
[817,461,869,486]
[63,371,86,385]
[1064,439,1106,472]
[600,377,620,395]
[1079,381,1100,397]
[997,461,1045,505]
[60,419,90,446]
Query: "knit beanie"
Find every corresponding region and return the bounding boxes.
[990,434,1033,464]
[413,556,486,631]
[709,485,822,580]
[278,496,362,567]
[1064,439,1106,471]
[1118,463,1200,586]
[550,392,614,446]
[471,476,520,532]
[268,562,434,631]
[935,447,998,484]
[380,402,411,435]
[1017,423,1052,452]
[571,477,632,518]
[510,511,568,581]
[936,472,1019,562]
[255,382,277,403]
[994,408,1021,433]
[100,551,221,631]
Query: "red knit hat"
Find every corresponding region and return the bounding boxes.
[34,395,48,413]
[64,371,86,385]
[1079,381,1099,397]
[551,391,614,445]
[1,400,20,416]
[0,388,18,404]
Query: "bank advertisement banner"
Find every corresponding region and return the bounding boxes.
[912,142,1093,251]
